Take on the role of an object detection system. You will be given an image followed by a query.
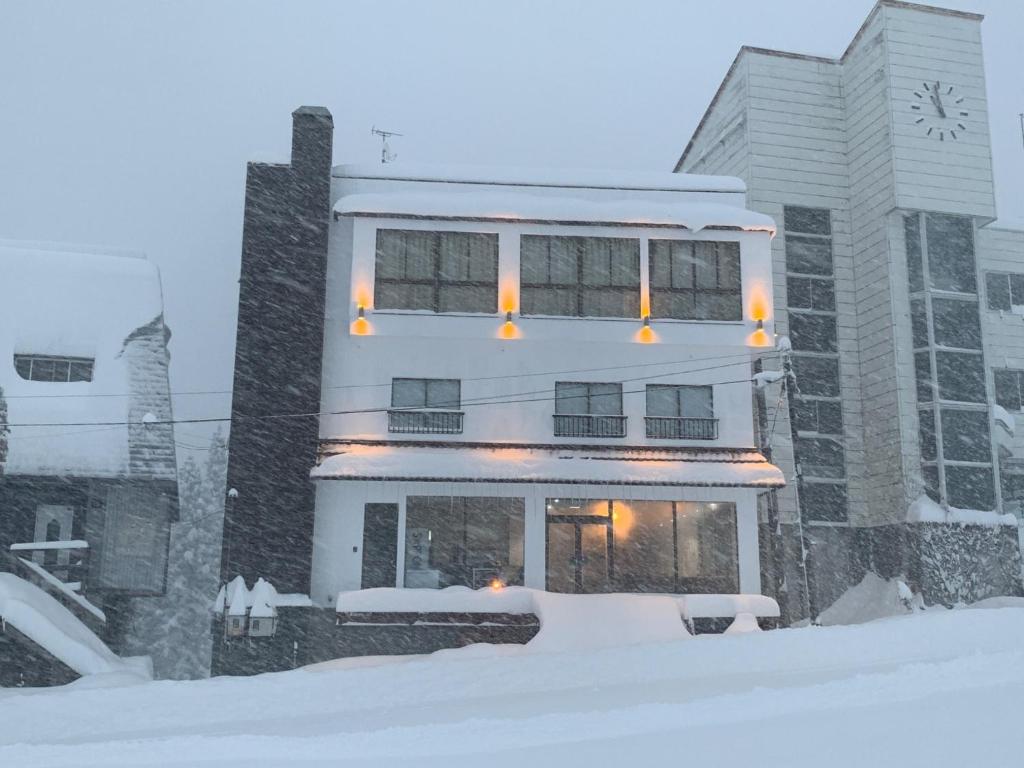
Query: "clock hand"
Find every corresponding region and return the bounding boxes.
[932,82,947,118]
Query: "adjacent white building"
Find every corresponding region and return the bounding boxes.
[678,0,1024,617]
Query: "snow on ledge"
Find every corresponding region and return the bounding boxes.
[334,162,747,194]
[335,586,780,620]
[907,495,1017,527]
[334,192,776,234]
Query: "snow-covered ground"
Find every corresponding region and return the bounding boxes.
[2,606,1024,767]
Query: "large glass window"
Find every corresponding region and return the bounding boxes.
[13,355,94,382]
[945,466,996,510]
[994,369,1024,411]
[905,214,925,292]
[791,355,840,397]
[925,213,976,293]
[931,297,981,350]
[799,481,848,523]
[789,313,838,353]
[940,409,991,463]
[648,240,741,321]
[375,229,498,313]
[795,437,845,479]
[404,497,525,589]
[545,498,738,594]
[935,351,986,403]
[521,235,640,318]
[787,277,835,311]
[793,398,843,435]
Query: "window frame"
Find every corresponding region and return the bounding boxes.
[520,234,641,319]
[374,228,499,314]
[13,354,95,383]
[647,239,742,321]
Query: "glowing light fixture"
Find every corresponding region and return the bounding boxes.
[636,315,656,344]
[489,578,505,591]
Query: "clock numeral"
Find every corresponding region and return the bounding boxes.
[959,111,969,117]
[915,117,925,124]
[950,131,957,140]
[927,127,933,136]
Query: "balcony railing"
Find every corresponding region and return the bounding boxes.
[645,416,719,440]
[388,409,464,435]
[554,414,627,438]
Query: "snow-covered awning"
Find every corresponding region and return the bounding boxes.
[312,443,784,488]
[334,192,776,234]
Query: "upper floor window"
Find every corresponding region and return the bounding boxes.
[784,206,833,276]
[648,240,741,321]
[521,235,640,318]
[645,384,717,439]
[554,381,625,438]
[14,355,94,383]
[994,369,1024,412]
[985,272,1024,312]
[389,377,463,434]
[925,214,976,294]
[375,229,498,314]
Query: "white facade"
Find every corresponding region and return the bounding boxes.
[307,164,781,607]
[678,0,1024,614]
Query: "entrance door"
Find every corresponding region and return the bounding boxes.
[361,503,399,588]
[546,518,612,593]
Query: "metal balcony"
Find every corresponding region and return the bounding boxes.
[387,409,464,435]
[645,416,719,440]
[553,414,627,438]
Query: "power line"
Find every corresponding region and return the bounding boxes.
[5,353,778,430]
[1,348,765,401]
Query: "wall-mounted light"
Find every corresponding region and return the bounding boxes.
[352,304,371,336]
[506,310,513,323]
[756,318,764,330]
[636,314,656,344]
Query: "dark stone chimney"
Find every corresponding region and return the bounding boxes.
[221,107,333,596]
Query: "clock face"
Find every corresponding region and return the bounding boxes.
[911,80,968,141]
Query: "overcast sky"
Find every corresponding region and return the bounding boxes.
[2,0,1023,440]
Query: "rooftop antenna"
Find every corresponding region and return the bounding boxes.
[371,126,402,164]
[1019,113,1024,150]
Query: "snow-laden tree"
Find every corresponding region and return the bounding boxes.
[124,429,228,679]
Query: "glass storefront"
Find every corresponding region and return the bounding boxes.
[545,498,738,594]
[403,496,525,589]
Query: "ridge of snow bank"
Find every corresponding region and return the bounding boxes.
[907,494,1017,527]
[0,573,147,679]
[335,587,780,654]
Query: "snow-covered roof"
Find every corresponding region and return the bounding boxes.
[312,443,784,488]
[334,192,776,234]
[0,241,170,478]
[0,572,146,678]
[334,163,746,194]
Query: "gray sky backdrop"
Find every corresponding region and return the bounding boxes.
[2,0,1023,443]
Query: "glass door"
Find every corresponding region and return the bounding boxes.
[545,499,613,593]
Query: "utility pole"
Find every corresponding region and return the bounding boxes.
[780,343,815,623]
